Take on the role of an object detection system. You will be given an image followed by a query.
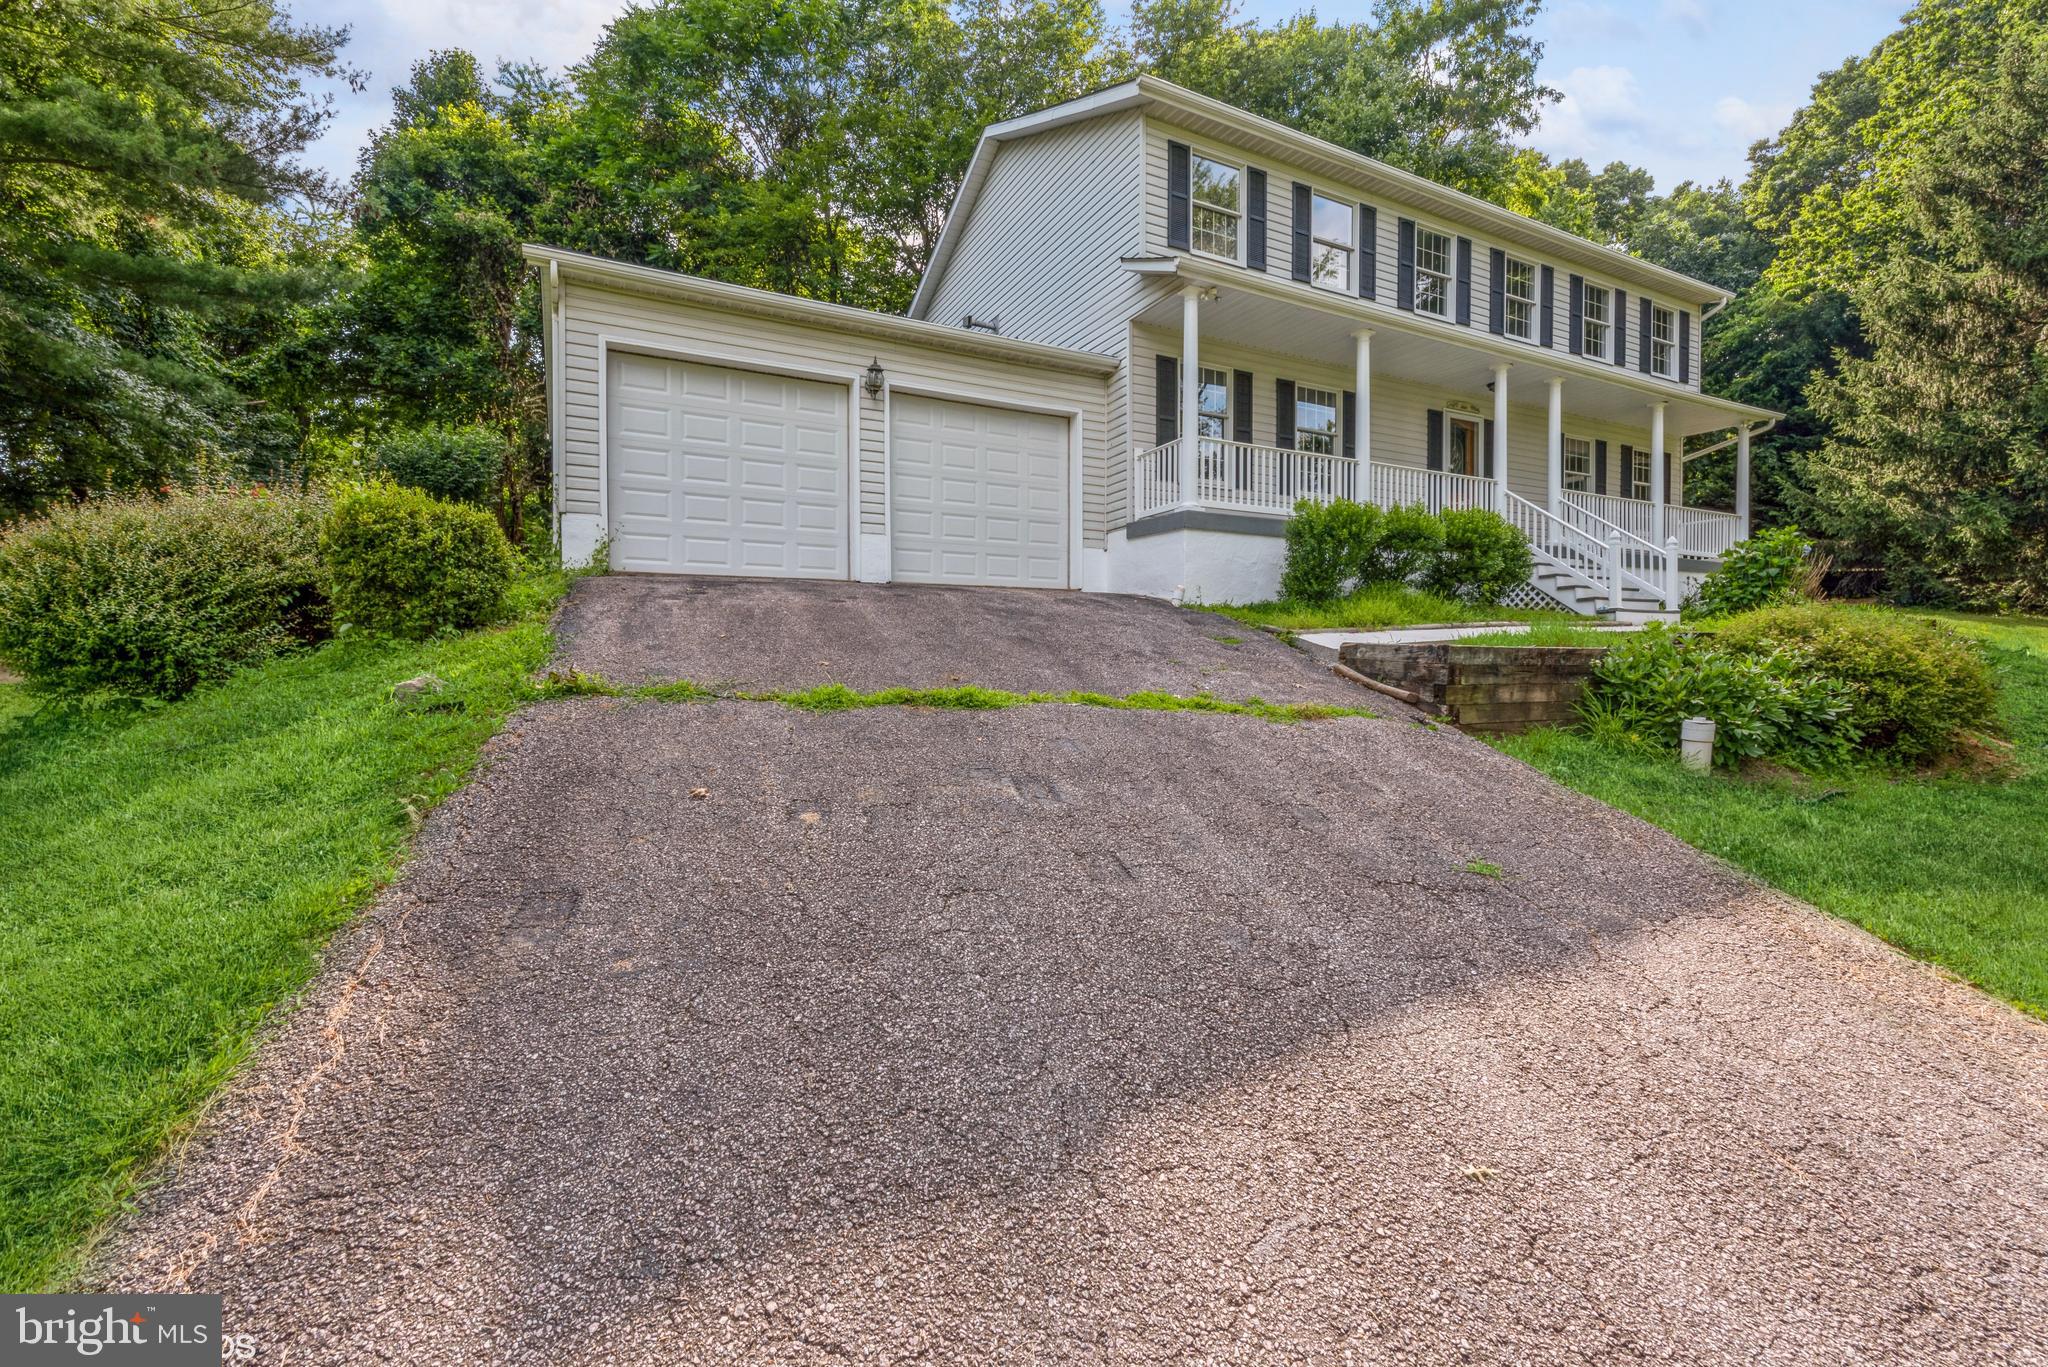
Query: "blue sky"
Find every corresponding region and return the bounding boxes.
[294,0,1907,192]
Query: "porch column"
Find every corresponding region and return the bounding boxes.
[1735,424,1752,536]
[1545,376,1564,515]
[1178,286,1202,509]
[1649,401,1668,543]
[1491,363,1510,513]
[1353,329,1373,503]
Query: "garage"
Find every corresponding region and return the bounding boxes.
[890,394,1069,587]
[605,352,849,578]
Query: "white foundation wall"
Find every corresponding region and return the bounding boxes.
[1107,524,1288,604]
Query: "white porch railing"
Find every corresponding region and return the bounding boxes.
[1134,438,1363,518]
[1562,491,1743,561]
[1367,463,1499,515]
[1506,491,1673,611]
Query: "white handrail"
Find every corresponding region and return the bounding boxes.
[1503,490,1667,609]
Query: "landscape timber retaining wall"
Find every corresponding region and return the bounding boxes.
[1338,642,1610,734]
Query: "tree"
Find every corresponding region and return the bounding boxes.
[1807,35,2048,607]
[0,0,350,513]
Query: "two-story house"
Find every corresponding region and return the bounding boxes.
[527,76,1778,614]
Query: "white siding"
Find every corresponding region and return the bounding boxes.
[556,282,1111,547]
[921,111,1147,355]
[1139,119,1704,395]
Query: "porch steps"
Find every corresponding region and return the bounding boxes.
[1525,554,1670,620]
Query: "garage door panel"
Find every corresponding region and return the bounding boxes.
[890,394,1068,588]
[606,353,847,579]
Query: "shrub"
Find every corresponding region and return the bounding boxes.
[373,425,503,506]
[320,481,519,638]
[1424,508,1533,604]
[1710,604,1997,764]
[0,486,327,699]
[1280,497,1381,603]
[1691,525,1810,619]
[1360,503,1445,587]
[1583,625,1860,769]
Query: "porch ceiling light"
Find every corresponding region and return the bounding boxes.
[863,357,886,399]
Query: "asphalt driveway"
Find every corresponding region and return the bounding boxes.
[101,578,2048,1363]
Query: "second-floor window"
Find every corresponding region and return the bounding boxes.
[1651,304,1676,377]
[1629,448,1653,500]
[1414,227,1452,318]
[1504,257,1536,340]
[1564,437,1592,491]
[1311,193,1353,292]
[1295,385,1339,454]
[1198,367,1230,438]
[1582,283,1612,359]
[1192,155,1241,260]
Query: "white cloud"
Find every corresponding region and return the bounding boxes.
[1536,64,1649,161]
[1712,94,1795,146]
[1547,2,1644,41]
[1661,0,1710,36]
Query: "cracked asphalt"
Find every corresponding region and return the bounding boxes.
[99,578,2048,1364]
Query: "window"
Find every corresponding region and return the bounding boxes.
[1414,226,1452,318]
[1563,437,1592,492]
[1651,304,1676,377]
[1310,193,1353,292]
[1504,257,1537,340]
[1295,385,1339,454]
[1191,155,1240,260]
[1581,283,1611,359]
[1629,448,1652,500]
[1197,367,1230,439]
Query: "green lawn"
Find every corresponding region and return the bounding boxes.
[0,571,570,1291]
[1202,584,1574,632]
[1494,611,2048,1016]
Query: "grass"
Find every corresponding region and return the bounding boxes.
[1199,583,1573,633]
[1493,609,2048,1017]
[1452,622,1636,648]
[0,568,573,1291]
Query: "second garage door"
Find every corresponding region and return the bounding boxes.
[889,395,1069,587]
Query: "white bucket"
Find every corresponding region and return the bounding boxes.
[1680,716,1716,772]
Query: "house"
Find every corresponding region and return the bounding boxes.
[527,76,1778,614]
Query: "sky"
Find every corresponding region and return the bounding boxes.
[292,0,1909,192]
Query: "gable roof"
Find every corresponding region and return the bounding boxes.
[910,76,1735,321]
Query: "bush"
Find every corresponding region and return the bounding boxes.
[1583,625,1860,769]
[1280,497,1381,602]
[1360,504,1445,586]
[1710,604,1997,764]
[373,425,503,506]
[320,481,519,638]
[1424,508,1533,604]
[0,486,327,699]
[1692,525,1810,619]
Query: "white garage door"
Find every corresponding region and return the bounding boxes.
[606,353,848,577]
[890,395,1069,587]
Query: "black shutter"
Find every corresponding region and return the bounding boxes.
[1358,205,1377,299]
[1246,168,1268,272]
[1639,296,1654,374]
[1455,237,1473,325]
[1679,310,1692,384]
[1487,248,1505,334]
[1396,218,1416,311]
[1426,408,1444,471]
[1166,142,1191,251]
[1231,369,1253,443]
[1568,274,1584,356]
[1483,418,1496,479]
[1596,440,1609,495]
[1274,379,1296,449]
[1613,288,1628,367]
[1540,264,1555,348]
[1291,182,1312,281]
[1343,391,1357,458]
[1154,353,1177,444]
[1664,453,1675,506]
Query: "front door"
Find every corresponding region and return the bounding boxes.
[1448,417,1482,477]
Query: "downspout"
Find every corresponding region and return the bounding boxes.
[548,258,565,554]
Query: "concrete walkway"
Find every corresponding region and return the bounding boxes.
[99,578,2048,1364]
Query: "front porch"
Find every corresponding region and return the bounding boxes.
[1121,273,1771,613]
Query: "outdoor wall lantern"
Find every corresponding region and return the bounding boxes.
[863,357,886,399]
